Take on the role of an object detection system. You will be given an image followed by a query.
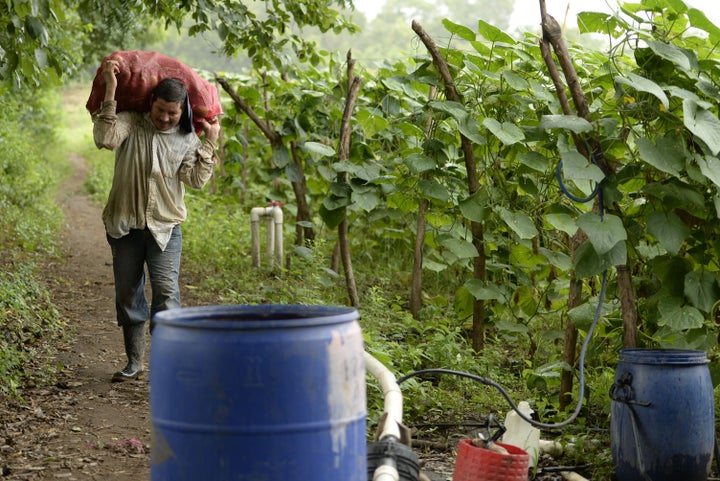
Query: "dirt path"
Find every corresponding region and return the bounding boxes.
[0,152,154,480]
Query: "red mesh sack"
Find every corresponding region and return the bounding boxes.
[86,50,222,134]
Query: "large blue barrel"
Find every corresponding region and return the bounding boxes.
[149,304,366,481]
[610,348,715,481]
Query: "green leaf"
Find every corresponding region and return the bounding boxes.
[574,240,627,278]
[442,18,475,41]
[577,213,627,255]
[577,11,620,35]
[419,179,449,202]
[518,152,549,173]
[301,141,335,158]
[684,270,718,312]
[428,100,468,122]
[441,238,479,259]
[459,191,489,223]
[540,115,593,134]
[696,154,720,187]
[544,213,577,236]
[318,203,345,229]
[477,18,516,44]
[647,211,689,255]
[464,278,506,301]
[483,118,524,145]
[272,145,291,168]
[561,150,606,182]
[356,108,389,137]
[615,72,669,109]
[457,115,487,145]
[647,40,698,75]
[503,71,529,91]
[404,153,436,174]
[568,298,614,331]
[683,99,720,156]
[688,8,720,41]
[498,207,537,239]
[353,191,381,212]
[657,297,705,330]
[636,136,685,176]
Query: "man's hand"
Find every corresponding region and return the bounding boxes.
[199,116,221,145]
[102,59,120,102]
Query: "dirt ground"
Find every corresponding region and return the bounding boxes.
[0,120,459,480]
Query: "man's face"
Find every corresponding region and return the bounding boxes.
[150,98,183,131]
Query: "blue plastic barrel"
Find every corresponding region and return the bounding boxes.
[610,348,715,481]
[149,304,366,481]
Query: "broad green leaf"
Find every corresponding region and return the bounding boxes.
[648,40,698,75]
[423,258,447,273]
[495,320,529,334]
[568,298,615,331]
[272,145,291,168]
[442,18,475,41]
[441,238,479,259]
[319,203,345,229]
[574,240,627,278]
[615,72,669,109]
[518,152,549,173]
[459,191,489,223]
[353,191,381,212]
[540,115,593,134]
[683,99,720,156]
[657,297,705,330]
[477,18,516,44]
[404,153,436,174]
[498,207,537,239]
[684,270,718,312]
[464,278,506,301]
[636,136,685,176]
[419,179,450,202]
[578,11,621,35]
[428,100,468,122]
[355,109,389,137]
[561,150,606,183]
[688,8,720,41]
[483,118,524,145]
[503,71,529,91]
[301,141,335,158]
[647,211,689,255]
[544,213,578,236]
[696,154,720,187]
[457,115,487,145]
[577,213,627,255]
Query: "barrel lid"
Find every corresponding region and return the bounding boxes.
[618,348,709,365]
[153,304,359,330]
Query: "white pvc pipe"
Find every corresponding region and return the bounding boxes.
[364,352,403,441]
[372,464,400,481]
[250,206,283,268]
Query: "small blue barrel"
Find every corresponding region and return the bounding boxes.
[610,348,715,481]
[149,304,366,481]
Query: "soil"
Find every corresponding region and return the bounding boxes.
[0,112,458,480]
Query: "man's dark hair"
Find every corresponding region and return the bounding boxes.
[151,78,193,133]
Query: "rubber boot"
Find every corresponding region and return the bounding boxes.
[112,323,146,382]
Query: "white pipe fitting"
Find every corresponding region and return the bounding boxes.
[372,464,400,481]
[250,206,283,268]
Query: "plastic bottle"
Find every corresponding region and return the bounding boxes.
[501,401,541,468]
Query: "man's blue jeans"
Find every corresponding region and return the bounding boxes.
[107,226,182,327]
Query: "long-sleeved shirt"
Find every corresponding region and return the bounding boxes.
[92,100,217,251]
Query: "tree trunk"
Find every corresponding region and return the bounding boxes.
[412,20,486,350]
[335,52,362,307]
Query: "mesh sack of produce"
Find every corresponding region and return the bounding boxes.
[86,50,222,134]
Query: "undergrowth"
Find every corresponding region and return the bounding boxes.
[0,88,69,398]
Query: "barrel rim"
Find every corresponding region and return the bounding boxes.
[617,348,709,365]
[153,304,359,330]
